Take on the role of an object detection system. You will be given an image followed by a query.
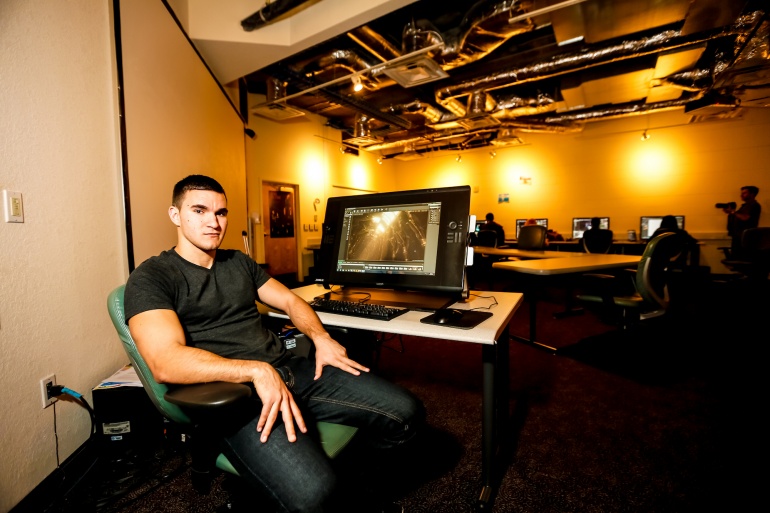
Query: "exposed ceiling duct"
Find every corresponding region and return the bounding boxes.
[241,0,322,31]
[244,0,770,160]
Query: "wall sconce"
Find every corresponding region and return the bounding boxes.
[489,151,497,159]
[641,130,650,141]
[376,157,383,165]
[339,146,359,156]
[519,176,532,185]
[351,75,363,92]
[455,154,462,163]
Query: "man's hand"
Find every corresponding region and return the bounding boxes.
[313,334,370,380]
[250,363,307,443]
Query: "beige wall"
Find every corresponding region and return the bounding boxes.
[0,1,128,510]
[120,0,247,266]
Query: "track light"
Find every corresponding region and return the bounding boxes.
[377,157,383,165]
[641,130,650,141]
[489,151,496,159]
[456,154,462,163]
[351,75,363,92]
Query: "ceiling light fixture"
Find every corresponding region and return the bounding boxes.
[641,130,650,141]
[489,151,497,159]
[351,75,363,92]
[456,154,462,163]
[377,157,383,164]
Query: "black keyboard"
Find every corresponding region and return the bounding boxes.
[309,298,408,321]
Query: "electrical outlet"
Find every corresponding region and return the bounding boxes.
[40,374,57,409]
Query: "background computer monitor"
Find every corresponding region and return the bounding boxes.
[572,217,610,239]
[319,186,472,297]
[515,218,548,238]
[639,215,685,240]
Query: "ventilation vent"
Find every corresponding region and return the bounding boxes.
[252,103,305,121]
[382,56,449,88]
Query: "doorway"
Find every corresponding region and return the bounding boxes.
[262,182,299,283]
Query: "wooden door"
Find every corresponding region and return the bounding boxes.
[262,183,298,278]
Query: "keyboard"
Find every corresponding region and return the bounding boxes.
[309,297,408,321]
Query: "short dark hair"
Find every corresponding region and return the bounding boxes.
[742,185,759,196]
[485,213,494,221]
[172,175,226,207]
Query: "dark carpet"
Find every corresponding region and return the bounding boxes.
[48,275,765,512]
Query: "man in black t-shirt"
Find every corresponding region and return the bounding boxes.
[124,175,422,513]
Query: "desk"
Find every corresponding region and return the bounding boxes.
[266,284,524,510]
[474,246,586,259]
[493,254,641,352]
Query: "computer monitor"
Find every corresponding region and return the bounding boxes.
[572,217,610,239]
[639,215,685,240]
[515,218,548,238]
[318,186,472,307]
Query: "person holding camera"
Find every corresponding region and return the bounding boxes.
[721,185,761,257]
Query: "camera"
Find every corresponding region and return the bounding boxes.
[715,202,737,209]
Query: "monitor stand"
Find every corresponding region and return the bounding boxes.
[317,287,456,312]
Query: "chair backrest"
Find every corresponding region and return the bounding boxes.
[635,232,680,309]
[107,284,193,425]
[581,229,614,254]
[517,225,547,250]
[476,229,498,247]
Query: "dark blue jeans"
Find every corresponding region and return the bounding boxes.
[220,355,424,513]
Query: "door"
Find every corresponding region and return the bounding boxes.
[262,183,299,278]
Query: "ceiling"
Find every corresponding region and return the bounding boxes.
[182,0,770,160]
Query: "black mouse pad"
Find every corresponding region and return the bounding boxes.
[420,310,493,329]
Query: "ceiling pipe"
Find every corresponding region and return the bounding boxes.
[241,0,321,31]
[435,12,763,106]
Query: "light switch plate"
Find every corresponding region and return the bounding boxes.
[3,190,23,223]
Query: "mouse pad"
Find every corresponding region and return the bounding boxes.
[420,310,493,329]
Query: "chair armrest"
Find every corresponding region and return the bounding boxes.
[165,382,252,412]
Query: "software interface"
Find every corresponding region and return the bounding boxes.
[640,215,684,240]
[572,217,610,239]
[515,218,548,238]
[336,201,440,276]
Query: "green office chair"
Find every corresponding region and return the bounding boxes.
[581,229,614,254]
[106,285,358,491]
[577,232,681,329]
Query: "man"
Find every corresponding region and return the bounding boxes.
[724,185,761,256]
[124,175,423,513]
[482,212,505,247]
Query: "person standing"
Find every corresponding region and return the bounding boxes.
[724,185,761,256]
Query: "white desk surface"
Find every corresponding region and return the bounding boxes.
[493,254,641,275]
[266,284,523,346]
[474,246,586,259]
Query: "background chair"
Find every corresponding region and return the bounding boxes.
[106,285,358,494]
[718,227,770,281]
[581,229,614,253]
[476,229,499,248]
[577,232,682,329]
[517,225,547,251]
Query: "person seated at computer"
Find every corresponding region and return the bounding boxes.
[581,217,614,253]
[546,229,564,242]
[124,174,424,513]
[650,214,698,266]
[481,212,506,247]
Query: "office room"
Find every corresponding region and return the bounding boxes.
[1,1,768,512]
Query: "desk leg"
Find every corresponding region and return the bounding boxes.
[478,343,496,509]
[510,279,558,353]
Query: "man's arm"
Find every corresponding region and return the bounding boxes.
[256,278,370,380]
[128,309,306,443]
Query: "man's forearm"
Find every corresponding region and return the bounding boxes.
[149,343,271,385]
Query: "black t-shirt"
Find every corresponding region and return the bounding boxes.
[124,249,286,364]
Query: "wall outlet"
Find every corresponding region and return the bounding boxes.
[40,374,57,409]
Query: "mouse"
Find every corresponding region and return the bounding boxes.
[433,308,464,325]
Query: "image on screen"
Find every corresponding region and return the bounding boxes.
[337,202,439,276]
[572,217,610,239]
[515,218,548,238]
[640,215,685,240]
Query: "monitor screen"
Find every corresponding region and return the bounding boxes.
[639,215,685,240]
[572,217,610,239]
[515,218,548,238]
[318,186,472,297]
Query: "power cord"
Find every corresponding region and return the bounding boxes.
[49,385,97,436]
